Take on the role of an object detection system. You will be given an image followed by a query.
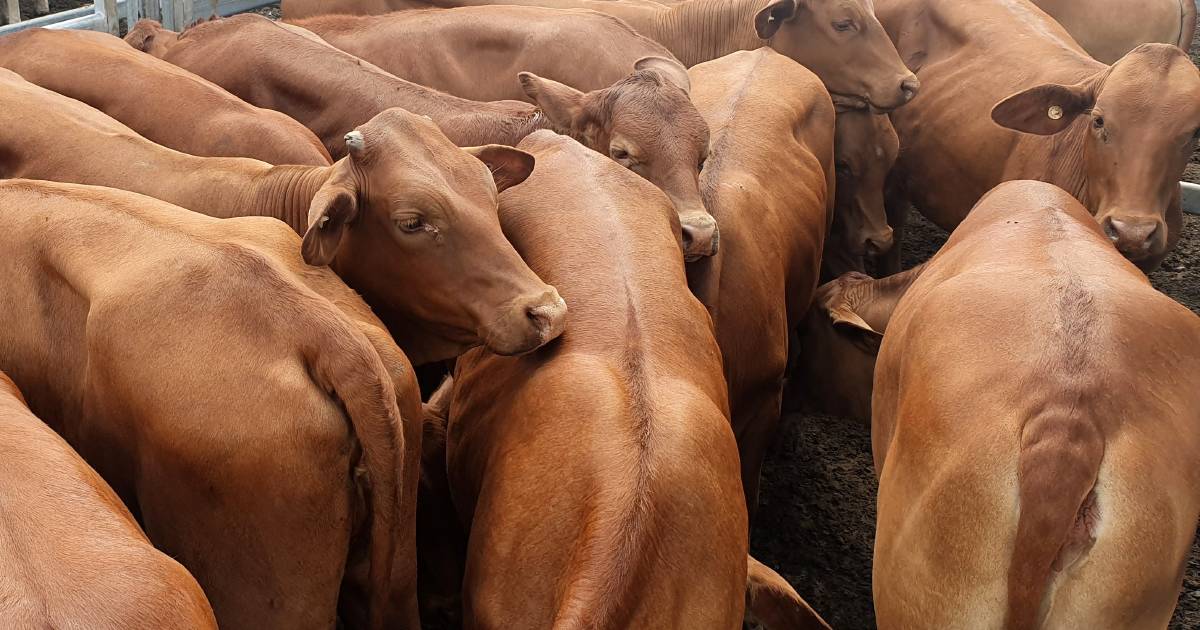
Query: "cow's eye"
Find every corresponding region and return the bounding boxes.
[1092,116,1105,129]
[836,161,852,176]
[395,216,425,233]
[611,147,631,161]
[833,19,855,32]
[698,155,708,171]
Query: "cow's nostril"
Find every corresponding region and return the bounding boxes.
[900,76,921,102]
[1103,218,1119,242]
[681,225,696,251]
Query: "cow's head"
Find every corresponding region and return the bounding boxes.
[796,266,922,420]
[124,19,180,57]
[519,57,717,261]
[991,44,1200,271]
[829,109,899,271]
[755,0,919,112]
[302,108,566,365]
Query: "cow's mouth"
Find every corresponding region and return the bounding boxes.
[831,93,898,115]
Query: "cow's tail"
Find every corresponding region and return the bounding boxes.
[1004,412,1104,629]
[1178,0,1196,50]
[308,334,401,630]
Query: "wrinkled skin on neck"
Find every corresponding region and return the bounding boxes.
[758,0,919,112]
[825,108,899,277]
[521,64,716,260]
[992,44,1200,271]
[300,109,567,365]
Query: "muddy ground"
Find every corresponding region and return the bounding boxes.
[753,29,1200,630]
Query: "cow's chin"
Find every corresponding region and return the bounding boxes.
[831,93,902,115]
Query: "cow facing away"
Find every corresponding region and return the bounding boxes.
[125,15,720,260]
[686,48,835,515]
[1030,0,1196,64]
[0,180,422,629]
[0,28,330,165]
[0,67,564,366]
[0,370,218,630]
[445,130,749,628]
[815,180,1200,627]
[876,0,1200,272]
[281,0,921,112]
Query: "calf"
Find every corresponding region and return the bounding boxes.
[0,180,420,629]
[126,15,719,259]
[0,67,563,366]
[686,48,835,515]
[447,130,748,627]
[876,0,1200,271]
[0,28,329,165]
[0,370,217,630]
[280,0,920,113]
[824,109,899,278]
[1030,0,1195,63]
[288,7,678,102]
[875,180,1200,627]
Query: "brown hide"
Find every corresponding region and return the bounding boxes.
[0,67,564,365]
[447,131,747,628]
[686,48,834,516]
[877,0,1200,271]
[0,180,418,629]
[870,180,1200,628]
[126,15,720,260]
[0,28,329,165]
[0,370,217,630]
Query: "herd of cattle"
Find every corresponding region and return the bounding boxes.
[0,0,1198,627]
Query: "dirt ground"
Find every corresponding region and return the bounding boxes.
[752,29,1200,630]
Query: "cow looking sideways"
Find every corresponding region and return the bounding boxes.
[876,0,1200,272]
[0,68,565,366]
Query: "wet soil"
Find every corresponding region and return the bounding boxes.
[751,28,1200,630]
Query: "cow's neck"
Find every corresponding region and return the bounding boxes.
[242,165,333,234]
[649,0,766,67]
[1041,120,1091,208]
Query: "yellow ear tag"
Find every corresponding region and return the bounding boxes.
[1047,105,1063,120]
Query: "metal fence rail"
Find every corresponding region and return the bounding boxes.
[0,0,273,35]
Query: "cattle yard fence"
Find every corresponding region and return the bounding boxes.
[0,0,274,35]
[2,0,1200,216]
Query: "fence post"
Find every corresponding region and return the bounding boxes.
[100,0,119,33]
[34,0,48,14]
[142,0,161,22]
[2,0,18,26]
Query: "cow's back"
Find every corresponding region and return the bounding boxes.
[448,132,745,628]
[0,28,328,165]
[871,181,1200,627]
[291,7,675,101]
[0,371,216,630]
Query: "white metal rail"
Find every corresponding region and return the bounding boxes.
[0,0,274,35]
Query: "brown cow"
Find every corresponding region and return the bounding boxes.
[446,130,749,628]
[794,265,924,421]
[0,67,564,366]
[687,48,835,514]
[876,0,1200,272]
[0,370,218,630]
[1031,0,1196,64]
[846,180,1200,628]
[281,0,921,112]
[823,109,899,278]
[288,7,678,102]
[126,15,720,259]
[0,28,330,165]
[0,179,419,629]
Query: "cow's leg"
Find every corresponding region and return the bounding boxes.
[730,341,789,523]
[134,402,353,630]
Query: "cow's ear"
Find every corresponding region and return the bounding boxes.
[634,56,691,94]
[830,306,884,353]
[519,72,588,131]
[302,178,358,267]
[755,0,797,39]
[463,145,536,192]
[991,81,1095,135]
